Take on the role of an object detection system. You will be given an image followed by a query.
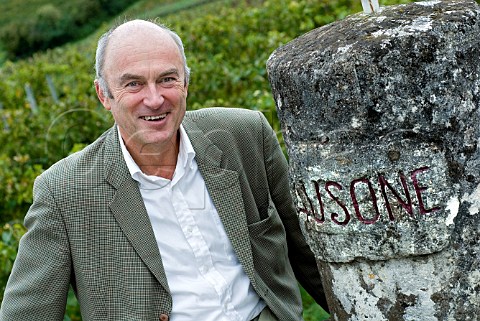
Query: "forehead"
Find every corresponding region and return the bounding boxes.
[103,22,182,76]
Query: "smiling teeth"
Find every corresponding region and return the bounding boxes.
[143,114,166,121]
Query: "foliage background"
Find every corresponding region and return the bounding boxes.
[0,0,140,60]
[1,0,465,319]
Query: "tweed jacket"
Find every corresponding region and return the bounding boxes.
[0,107,325,321]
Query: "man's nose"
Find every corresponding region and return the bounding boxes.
[143,84,164,108]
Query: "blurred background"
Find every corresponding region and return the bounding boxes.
[0,0,436,319]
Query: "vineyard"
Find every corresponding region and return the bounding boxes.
[0,0,437,319]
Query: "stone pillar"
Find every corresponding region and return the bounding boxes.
[267,0,480,320]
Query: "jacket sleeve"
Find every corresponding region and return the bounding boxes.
[0,174,71,321]
[258,112,329,311]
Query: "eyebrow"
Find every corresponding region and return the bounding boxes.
[118,68,180,85]
[156,68,180,81]
[159,68,180,77]
[119,73,143,85]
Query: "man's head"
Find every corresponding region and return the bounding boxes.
[94,20,190,157]
[95,20,190,98]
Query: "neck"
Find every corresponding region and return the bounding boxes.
[127,133,180,180]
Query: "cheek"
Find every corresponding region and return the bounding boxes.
[114,90,133,104]
[176,89,188,105]
[163,88,186,107]
[113,93,144,112]
[109,101,132,123]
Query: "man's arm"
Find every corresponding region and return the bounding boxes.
[0,174,72,321]
[259,112,329,309]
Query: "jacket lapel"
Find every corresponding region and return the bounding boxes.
[183,117,256,287]
[103,126,171,293]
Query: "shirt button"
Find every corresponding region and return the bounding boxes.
[159,313,169,321]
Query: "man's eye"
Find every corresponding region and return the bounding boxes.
[161,77,176,83]
[126,81,142,88]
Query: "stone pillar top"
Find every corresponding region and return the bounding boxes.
[267,0,480,263]
[268,0,480,143]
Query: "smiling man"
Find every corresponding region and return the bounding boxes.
[96,21,188,180]
[0,20,328,321]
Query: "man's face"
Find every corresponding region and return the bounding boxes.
[97,24,188,156]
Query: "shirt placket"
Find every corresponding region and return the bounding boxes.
[171,182,241,321]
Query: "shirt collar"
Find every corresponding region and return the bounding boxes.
[117,124,196,186]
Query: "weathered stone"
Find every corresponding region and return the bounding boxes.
[267,0,480,319]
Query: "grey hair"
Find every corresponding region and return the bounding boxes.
[94,20,191,99]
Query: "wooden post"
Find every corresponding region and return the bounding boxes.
[46,75,59,104]
[361,0,379,13]
[24,83,38,114]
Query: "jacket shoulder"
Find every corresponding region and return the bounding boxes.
[37,127,113,184]
[184,107,270,133]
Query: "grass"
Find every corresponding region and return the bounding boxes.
[301,287,330,321]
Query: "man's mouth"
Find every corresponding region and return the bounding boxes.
[141,114,167,121]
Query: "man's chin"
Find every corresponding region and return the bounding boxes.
[137,137,177,156]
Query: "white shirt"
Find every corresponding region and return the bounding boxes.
[118,126,265,321]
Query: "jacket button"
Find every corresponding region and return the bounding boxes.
[159,314,169,321]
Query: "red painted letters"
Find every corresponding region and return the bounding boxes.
[295,166,441,226]
[411,167,442,215]
[378,171,413,220]
[326,181,351,226]
[350,178,381,224]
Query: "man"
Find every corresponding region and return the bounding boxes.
[0,20,327,320]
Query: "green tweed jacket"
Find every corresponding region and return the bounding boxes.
[0,107,325,321]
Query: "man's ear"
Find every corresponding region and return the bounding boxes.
[94,80,111,111]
